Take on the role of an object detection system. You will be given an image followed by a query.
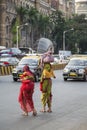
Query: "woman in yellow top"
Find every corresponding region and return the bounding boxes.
[40,63,56,113]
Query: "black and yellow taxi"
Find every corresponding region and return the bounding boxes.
[12,54,42,82]
[63,56,87,81]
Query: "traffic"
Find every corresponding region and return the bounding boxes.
[1,38,87,83]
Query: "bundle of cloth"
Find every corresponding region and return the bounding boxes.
[41,51,54,64]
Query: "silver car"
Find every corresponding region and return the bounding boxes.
[0,56,19,66]
[63,57,87,81]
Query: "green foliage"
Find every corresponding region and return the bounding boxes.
[49,10,66,53]
[69,14,87,53]
[11,6,87,54]
[27,7,39,26]
[38,14,51,37]
[12,35,17,44]
[15,6,28,23]
[11,19,20,44]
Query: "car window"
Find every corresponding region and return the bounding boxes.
[19,58,38,66]
[0,49,10,53]
[68,59,85,66]
[84,61,87,66]
[10,58,14,62]
[11,48,21,54]
[0,57,10,61]
[15,58,19,62]
[79,61,85,66]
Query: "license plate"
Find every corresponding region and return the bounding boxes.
[69,72,77,76]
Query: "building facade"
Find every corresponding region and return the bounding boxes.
[0,0,74,47]
[75,0,87,19]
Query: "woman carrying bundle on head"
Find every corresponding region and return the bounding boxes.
[40,62,56,113]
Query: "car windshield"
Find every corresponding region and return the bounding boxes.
[19,58,38,66]
[0,49,10,53]
[68,59,86,66]
[0,57,10,61]
[11,48,21,53]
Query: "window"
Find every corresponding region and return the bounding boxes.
[59,0,63,5]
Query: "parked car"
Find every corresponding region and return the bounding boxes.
[0,46,6,51]
[0,48,22,57]
[0,56,19,66]
[19,47,36,54]
[12,55,42,82]
[63,57,87,81]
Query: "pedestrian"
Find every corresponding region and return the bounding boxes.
[40,62,56,113]
[18,65,37,116]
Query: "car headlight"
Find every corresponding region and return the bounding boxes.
[63,68,69,73]
[12,68,18,73]
[78,69,85,74]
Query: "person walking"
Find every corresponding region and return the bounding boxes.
[18,65,37,116]
[40,62,56,113]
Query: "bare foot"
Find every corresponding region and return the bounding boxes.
[33,111,37,116]
[47,109,52,113]
[22,112,28,116]
[40,109,46,113]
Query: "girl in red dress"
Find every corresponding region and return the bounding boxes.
[18,65,37,116]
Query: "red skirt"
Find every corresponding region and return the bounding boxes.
[18,80,35,112]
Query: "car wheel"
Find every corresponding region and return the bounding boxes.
[64,78,67,81]
[35,75,39,82]
[13,78,18,82]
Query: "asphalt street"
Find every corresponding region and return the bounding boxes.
[0,70,87,130]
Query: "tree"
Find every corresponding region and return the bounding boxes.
[38,14,51,38]
[11,5,87,54]
[11,6,28,46]
[26,8,52,49]
[68,14,87,53]
[26,7,39,48]
[11,18,18,45]
[49,10,66,53]
[15,6,28,24]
